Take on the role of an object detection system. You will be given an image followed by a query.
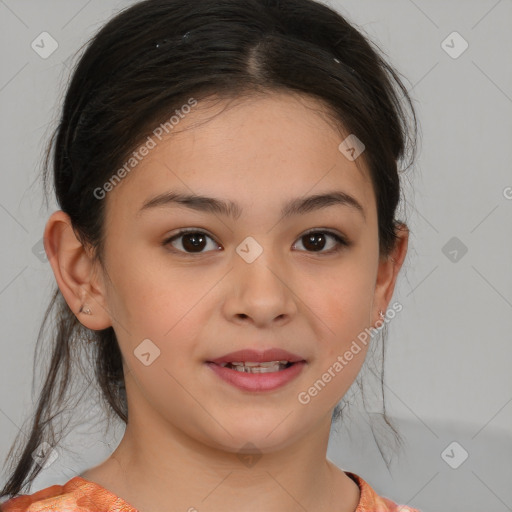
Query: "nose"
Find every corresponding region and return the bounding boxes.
[224,247,298,327]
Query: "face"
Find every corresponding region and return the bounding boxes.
[48,92,407,456]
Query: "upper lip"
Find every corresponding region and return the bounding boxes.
[207,348,306,364]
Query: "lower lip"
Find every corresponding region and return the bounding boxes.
[205,361,306,392]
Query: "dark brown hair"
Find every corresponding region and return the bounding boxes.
[1,0,418,500]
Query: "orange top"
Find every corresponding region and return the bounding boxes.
[0,472,421,512]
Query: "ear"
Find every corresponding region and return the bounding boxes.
[372,223,409,322]
[43,210,112,330]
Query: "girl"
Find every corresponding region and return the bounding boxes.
[0,0,420,510]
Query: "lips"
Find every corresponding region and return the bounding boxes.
[206,348,306,365]
[206,359,307,391]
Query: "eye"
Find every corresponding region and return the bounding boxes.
[292,229,349,254]
[162,228,350,255]
[163,229,221,254]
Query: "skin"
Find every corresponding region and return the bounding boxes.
[44,92,408,512]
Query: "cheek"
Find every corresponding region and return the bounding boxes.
[103,250,208,373]
[310,256,376,323]
[105,240,198,323]
[310,287,372,371]
[303,253,376,360]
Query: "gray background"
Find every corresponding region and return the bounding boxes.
[1,1,511,511]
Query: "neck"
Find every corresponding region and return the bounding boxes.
[83,406,360,512]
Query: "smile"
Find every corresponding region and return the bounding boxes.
[205,361,306,392]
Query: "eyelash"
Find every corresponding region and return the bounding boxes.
[162,228,350,256]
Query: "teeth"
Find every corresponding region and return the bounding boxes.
[219,360,291,373]
[230,360,289,367]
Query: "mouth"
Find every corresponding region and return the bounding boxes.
[206,348,306,366]
[207,360,306,373]
[214,360,297,373]
[204,347,307,391]
[204,360,307,392]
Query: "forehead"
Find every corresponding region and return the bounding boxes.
[105,92,375,222]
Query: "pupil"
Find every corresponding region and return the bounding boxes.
[304,233,325,251]
[183,233,206,252]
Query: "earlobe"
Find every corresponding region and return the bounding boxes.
[373,223,409,320]
[43,210,112,331]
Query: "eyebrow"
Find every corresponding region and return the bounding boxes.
[136,190,366,222]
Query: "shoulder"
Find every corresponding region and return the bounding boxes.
[0,476,137,512]
[346,472,422,512]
